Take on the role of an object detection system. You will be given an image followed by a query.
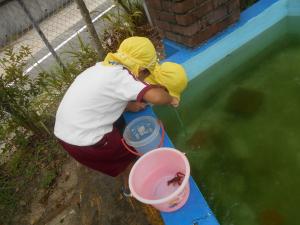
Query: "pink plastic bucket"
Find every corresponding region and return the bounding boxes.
[129,148,190,212]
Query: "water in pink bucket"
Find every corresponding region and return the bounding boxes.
[129,147,190,212]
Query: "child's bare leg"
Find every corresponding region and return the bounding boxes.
[120,162,135,196]
[121,162,134,187]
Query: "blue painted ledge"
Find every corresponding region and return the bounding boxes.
[123,106,219,225]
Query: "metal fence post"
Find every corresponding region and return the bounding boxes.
[16,0,67,71]
[75,0,104,60]
[142,0,153,27]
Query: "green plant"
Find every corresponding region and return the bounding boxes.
[115,0,146,26]
[101,1,144,53]
[0,169,17,223]
[100,1,164,57]
[0,139,65,225]
[40,169,57,188]
[6,147,23,175]
[37,36,99,96]
[0,46,50,137]
[0,40,96,225]
[64,36,99,71]
[36,57,78,93]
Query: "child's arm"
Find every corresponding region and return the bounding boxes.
[125,102,147,112]
[143,87,179,107]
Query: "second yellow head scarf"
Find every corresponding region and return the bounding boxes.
[145,62,188,100]
[103,36,157,77]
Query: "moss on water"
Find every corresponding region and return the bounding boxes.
[187,129,209,149]
[156,17,300,225]
[226,87,264,117]
[258,209,284,225]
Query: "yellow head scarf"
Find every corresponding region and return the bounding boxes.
[103,36,157,77]
[145,62,188,100]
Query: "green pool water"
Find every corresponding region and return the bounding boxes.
[155,17,300,225]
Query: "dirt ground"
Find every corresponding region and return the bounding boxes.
[22,157,164,225]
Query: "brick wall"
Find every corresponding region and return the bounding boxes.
[145,0,240,48]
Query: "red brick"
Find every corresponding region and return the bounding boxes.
[216,17,231,32]
[146,0,162,10]
[171,22,200,36]
[173,0,196,14]
[207,23,219,37]
[198,18,209,30]
[162,1,173,11]
[213,0,229,8]
[206,5,228,24]
[156,20,172,31]
[148,9,161,21]
[166,32,185,44]
[227,0,240,13]
[182,30,210,47]
[196,0,208,4]
[176,13,197,25]
[206,12,239,37]
[160,11,176,22]
[228,8,240,23]
[166,29,211,48]
[193,0,214,19]
[152,18,159,27]
[147,7,154,17]
[165,31,182,43]
[161,0,240,48]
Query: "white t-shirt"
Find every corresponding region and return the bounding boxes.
[54,62,148,146]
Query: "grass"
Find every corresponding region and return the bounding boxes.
[40,169,58,188]
[0,139,66,225]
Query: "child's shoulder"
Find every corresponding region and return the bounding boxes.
[99,62,125,73]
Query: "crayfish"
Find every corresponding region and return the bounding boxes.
[167,172,185,186]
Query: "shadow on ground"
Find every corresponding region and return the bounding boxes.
[27,158,163,225]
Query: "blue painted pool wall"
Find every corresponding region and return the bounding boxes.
[162,0,300,81]
[141,0,300,224]
[288,0,300,15]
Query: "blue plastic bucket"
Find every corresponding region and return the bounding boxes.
[123,116,162,155]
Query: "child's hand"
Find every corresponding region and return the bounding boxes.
[170,97,179,107]
[126,102,147,112]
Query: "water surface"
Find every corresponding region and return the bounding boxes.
[155,17,300,225]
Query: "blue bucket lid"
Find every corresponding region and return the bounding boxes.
[123,116,160,148]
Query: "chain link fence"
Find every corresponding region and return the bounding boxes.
[0,0,118,164]
[0,0,115,75]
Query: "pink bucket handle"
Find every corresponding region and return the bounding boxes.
[122,120,165,157]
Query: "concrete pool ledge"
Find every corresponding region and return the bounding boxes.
[288,0,300,16]
[164,0,299,81]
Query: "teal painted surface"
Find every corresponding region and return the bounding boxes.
[288,0,300,15]
[155,16,300,225]
[183,0,289,80]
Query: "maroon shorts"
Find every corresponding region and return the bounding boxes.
[58,127,137,177]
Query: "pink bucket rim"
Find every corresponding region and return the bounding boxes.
[129,147,190,205]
